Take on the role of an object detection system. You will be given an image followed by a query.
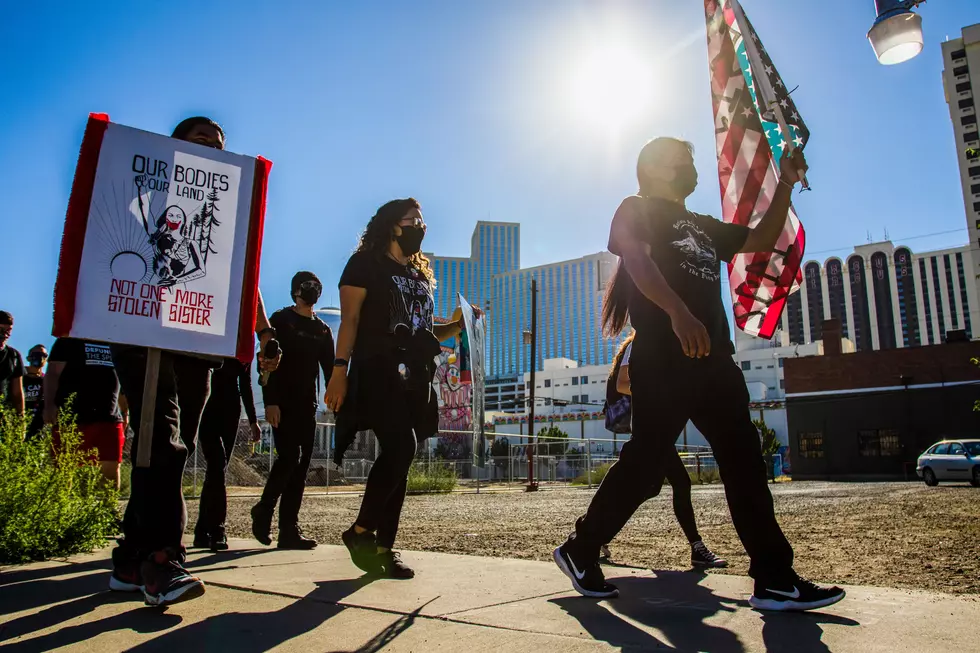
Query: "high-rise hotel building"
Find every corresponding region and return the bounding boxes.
[428,222,627,410]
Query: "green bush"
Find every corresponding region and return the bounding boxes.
[0,403,118,564]
[406,462,457,494]
[572,462,613,486]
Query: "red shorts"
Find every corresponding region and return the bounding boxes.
[55,422,126,463]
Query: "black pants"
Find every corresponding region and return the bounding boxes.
[258,403,316,531]
[113,348,212,554]
[195,398,240,537]
[356,424,417,549]
[574,346,793,582]
[644,448,700,544]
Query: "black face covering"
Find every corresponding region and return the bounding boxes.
[670,166,698,198]
[297,281,321,306]
[396,226,425,257]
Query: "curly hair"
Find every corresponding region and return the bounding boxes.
[355,198,433,280]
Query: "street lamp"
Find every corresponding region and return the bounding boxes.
[868,0,926,66]
[522,279,538,491]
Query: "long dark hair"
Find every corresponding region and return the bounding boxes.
[355,198,433,280]
[602,260,635,337]
[607,332,635,382]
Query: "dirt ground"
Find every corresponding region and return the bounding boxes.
[195,481,980,595]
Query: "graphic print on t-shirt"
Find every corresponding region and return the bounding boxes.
[390,272,434,335]
[671,217,719,282]
[23,376,43,409]
[84,343,115,367]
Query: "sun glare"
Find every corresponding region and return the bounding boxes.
[569,44,655,132]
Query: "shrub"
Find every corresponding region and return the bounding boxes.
[407,462,457,494]
[0,403,118,564]
[572,462,613,486]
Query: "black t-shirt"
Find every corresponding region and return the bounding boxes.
[23,373,44,417]
[339,251,436,360]
[608,196,748,356]
[0,346,24,406]
[261,308,334,409]
[49,338,121,424]
[208,358,258,423]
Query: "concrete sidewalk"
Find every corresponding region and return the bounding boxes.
[1,540,977,652]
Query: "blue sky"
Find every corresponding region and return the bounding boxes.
[0,0,975,355]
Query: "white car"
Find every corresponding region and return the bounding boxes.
[916,439,980,487]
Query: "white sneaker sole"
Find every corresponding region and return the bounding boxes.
[749,590,845,612]
[552,547,619,599]
[108,576,142,592]
[144,579,206,607]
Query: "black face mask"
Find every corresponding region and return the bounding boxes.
[296,281,321,306]
[396,226,425,257]
[670,166,698,198]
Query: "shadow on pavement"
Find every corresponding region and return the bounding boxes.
[552,570,858,653]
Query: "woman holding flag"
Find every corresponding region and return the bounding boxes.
[326,198,478,579]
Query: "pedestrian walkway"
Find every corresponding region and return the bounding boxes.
[1,540,976,652]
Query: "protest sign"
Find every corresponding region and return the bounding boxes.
[53,113,270,363]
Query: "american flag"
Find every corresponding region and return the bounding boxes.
[705,0,807,339]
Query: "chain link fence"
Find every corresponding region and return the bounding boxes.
[118,422,720,498]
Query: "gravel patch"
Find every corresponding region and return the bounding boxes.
[187,481,980,595]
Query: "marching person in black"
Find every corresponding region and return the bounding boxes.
[599,334,726,568]
[327,198,473,579]
[554,137,845,612]
[193,357,260,552]
[23,344,47,438]
[109,116,280,608]
[251,271,334,550]
[0,310,25,416]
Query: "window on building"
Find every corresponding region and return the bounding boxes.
[741,361,751,371]
[964,131,979,144]
[571,377,579,386]
[571,395,579,403]
[544,398,552,406]
[970,166,980,178]
[778,359,785,368]
[858,430,880,457]
[779,379,785,390]
[950,48,966,60]
[767,364,774,369]
[963,114,979,127]
[581,394,589,403]
[956,81,972,93]
[961,98,977,110]
[879,430,902,457]
[580,376,588,384]
[953,65,969,77]
[544,379,551,388]
[799,432,824,459]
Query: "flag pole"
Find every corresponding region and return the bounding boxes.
[730,0,810,190]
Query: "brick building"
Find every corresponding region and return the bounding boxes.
[784,320,980,479]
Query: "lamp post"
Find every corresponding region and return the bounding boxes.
[867,0,927,65]
[522,278,538,491]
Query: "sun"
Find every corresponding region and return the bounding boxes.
[569,44,655,131]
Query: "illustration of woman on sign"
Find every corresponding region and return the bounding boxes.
[133,176,207,287]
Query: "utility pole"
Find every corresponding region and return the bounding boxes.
[523,278,538,491]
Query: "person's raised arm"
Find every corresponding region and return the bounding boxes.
[325,285,366,413]
[740,149,808,254]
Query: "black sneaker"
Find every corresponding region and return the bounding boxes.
[251,504,273,546]
[691,541,728,568]
[342,527,382,574]
[378,550,415,579]
[749,574,846,612]
[109,545,143,592]
[553,540,619,599]
[192,531,210,549]
[141,548,206,607]
[210,528,229,552]
[278,527,317,550]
